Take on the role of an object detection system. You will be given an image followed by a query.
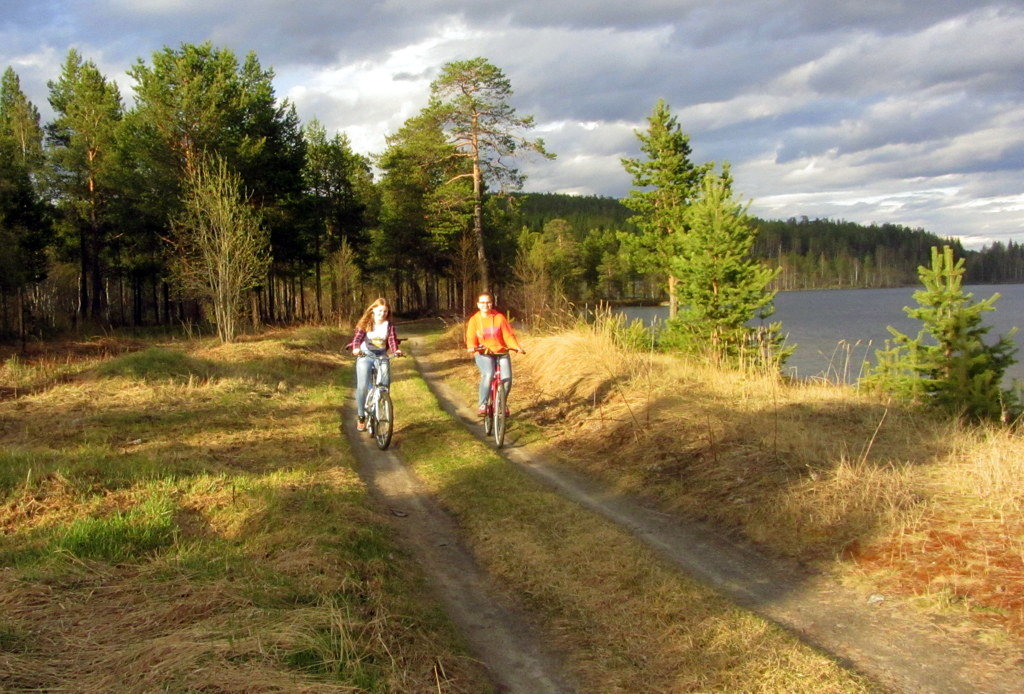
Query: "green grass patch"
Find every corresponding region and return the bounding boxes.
[0,328,490,693]
[95,346,214,381]
[55,494,178,562]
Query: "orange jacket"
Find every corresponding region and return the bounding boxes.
[465,311,522,354]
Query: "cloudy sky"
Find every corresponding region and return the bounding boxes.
[3,0,1023,248]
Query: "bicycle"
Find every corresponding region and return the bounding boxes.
[475,347,521,448]
[359,350,400,450]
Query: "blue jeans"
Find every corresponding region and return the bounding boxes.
[355,353,390,418]
[474,353,512,408]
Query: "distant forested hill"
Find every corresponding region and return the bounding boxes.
[516,192,635,232]
[514,192,1024,292]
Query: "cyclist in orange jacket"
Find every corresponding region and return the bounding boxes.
[465,292,523,416]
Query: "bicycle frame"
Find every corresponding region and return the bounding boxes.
[364,353,390,398]
[477,350,511,447]
[360,351,394,450]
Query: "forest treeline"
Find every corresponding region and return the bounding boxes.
[516,193,1024,292]
[2,44,1021,342]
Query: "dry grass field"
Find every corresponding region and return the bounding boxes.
[4,320,1020,691]
[437,314,1024,645]
[0,329,490,693]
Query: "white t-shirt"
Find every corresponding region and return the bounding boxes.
[362,321,389,353]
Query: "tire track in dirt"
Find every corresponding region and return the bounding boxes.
[411,343,1024,694]
[342,398,576,694]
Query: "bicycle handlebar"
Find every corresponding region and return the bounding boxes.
[471,346,524,356]
[353,349,404,358]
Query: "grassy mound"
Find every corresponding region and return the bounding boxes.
[95,346,214,381]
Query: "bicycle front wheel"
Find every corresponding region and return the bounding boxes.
[483,400,493,435]
[374,391,393,450]
[493,384,507,447]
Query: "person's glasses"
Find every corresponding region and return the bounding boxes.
[478,301,492,305]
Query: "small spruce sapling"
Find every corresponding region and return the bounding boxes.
[862,245,1018,420]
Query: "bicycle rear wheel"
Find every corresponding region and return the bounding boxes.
[492,384,507,447]
[374,391,393,450]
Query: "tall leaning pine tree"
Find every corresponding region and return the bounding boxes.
[621,99,711,318]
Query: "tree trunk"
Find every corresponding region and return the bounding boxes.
[151,279,159,326]
[250,289,260,330]
[668,274,678,319]
[315,234,323,322]
[78,226,89,324]
[267,273,276,323]
[17,287,26,352]
[472,152,489,292]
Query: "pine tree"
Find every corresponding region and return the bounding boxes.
[862,245,1018,420]
[302,120,372,320]
[375,112,471,312]
[662,172,786,366]
[426,57,553,292]
[46,49,124,321]
[621,99,711,317]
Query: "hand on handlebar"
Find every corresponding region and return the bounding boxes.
[470,346,523,355]
[353,349,403,357]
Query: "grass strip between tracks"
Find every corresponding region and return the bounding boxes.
[390,341,885,694]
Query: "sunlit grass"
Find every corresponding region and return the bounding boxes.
[472,316,1024,642]
[393,351,878,693]
[0,328,489,693]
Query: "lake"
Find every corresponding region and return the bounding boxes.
[620,284,1024,384]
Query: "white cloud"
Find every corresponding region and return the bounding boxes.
[1,0,1023,246]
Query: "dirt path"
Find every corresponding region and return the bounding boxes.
[410,343,1024,694]
[342,399,576,694]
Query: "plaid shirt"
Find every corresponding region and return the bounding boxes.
[348,322,400,353]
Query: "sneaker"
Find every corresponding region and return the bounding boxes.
[477,405,487,417]
[356,417,366,432]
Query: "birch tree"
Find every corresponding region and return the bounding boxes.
[1,68,45,175]
[171,155,270,342]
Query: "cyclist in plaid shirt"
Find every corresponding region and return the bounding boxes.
[348,298,402,430]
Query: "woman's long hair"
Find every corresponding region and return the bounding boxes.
[355,297,391,332]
